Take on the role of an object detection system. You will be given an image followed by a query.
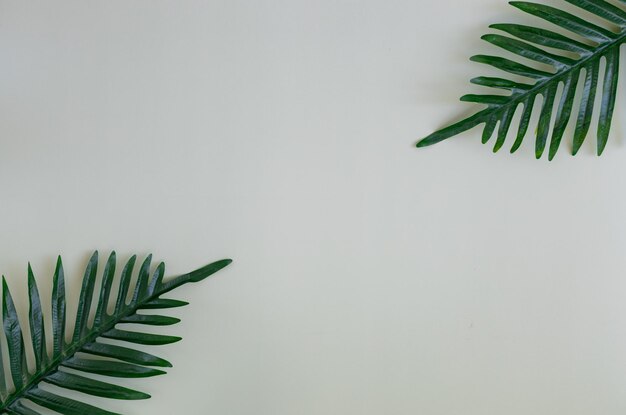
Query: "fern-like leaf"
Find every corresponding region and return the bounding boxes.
[0,251,232,414]
[417,0,626,160]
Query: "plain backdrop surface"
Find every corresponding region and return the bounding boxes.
[2,0,626,414]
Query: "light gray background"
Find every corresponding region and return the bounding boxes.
[2,0,626,414]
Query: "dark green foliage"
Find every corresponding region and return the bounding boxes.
[0,252,231,414]
[417,0,626,160]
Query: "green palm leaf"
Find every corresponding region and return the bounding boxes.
[416,0,626,160]
[0,251,232,414]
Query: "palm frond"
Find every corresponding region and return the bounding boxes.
[0,251,232,415]
[417,0,626,160]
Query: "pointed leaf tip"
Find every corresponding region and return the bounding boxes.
[189,258,233,283]
[158,258,233,294]
[415,137,432,149]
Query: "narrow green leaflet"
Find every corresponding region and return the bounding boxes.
[27,266,46,372]
[417,0,626,159]
[0,252,232,414]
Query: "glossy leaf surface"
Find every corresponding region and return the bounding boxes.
[417,0,626,159]
[0,252,231,414]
